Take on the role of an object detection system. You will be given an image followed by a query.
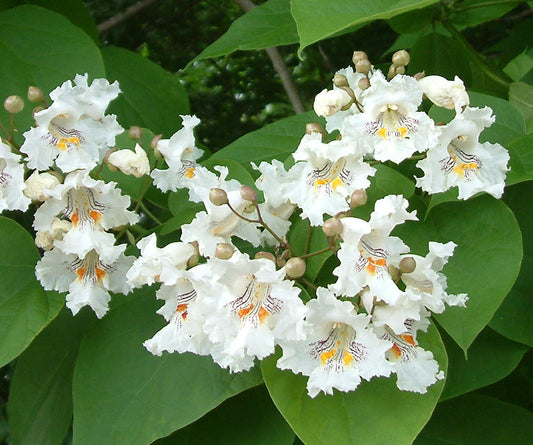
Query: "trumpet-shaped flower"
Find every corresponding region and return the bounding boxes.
[416,107,509,199]
[418,75,469,113]
[278,288,393,397]
[107,144,150,178]
[21,74,122,172]
[0,142,30,212]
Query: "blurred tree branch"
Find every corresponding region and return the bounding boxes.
[97,0,158,34]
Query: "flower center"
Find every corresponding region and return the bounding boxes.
[355,239,388,276]
[46,115,83,151]
[70,250,112,286]
[307,159,353,194]
[440,139,481,180]
[63,187,107,227]
[366,105,419,140]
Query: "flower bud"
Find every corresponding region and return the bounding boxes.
[414,71,425,81]
[4,95,24,113]
[285,257,306,279]
[358,77,370,90]
[417,75,470,112]
[107,144,150,178]
[313,89,352,117]
[255,251,276,263]
[395,66,405,75]
[240,185,257,202]
[209,188,228,206]
[352,51,368,65]
[387,64,398,80]
[128,126,142,140]
[215,243,235,260]
[392,50,410,67]
[32,106,45,118]
[306,122,327,137]
[35,218,72,250]
[388,265,400,282]
[333,74,349,88]
[24,171,60,201]
[27,86,44,103]
[187,253,200,268]
[150,134,163,158]
[350,189,368,208]
[322,217,343,237]
[399,256,416,274]
[355,59,372,75]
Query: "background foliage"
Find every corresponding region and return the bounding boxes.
[0,0,532,444]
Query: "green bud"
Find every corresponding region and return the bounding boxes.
[350,189,368,208]
[128,126,143,140]
[355,59,371,75]
[215,243,234,260]
[240,185,257,202]
[333,74,349,88]
[358,77,370,90]
[352,50,368,66]
[255,251,276,263]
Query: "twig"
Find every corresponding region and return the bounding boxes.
[97,0,158,34]
[231,0,305,114]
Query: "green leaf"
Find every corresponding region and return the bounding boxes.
[262,322,446,445]
[73,288,263,445]
[153,385,294,445]
[290,0,439,56]
[202,157,257,187]
[0,217,64,367]
[440,327,529,401]
[387,6,433,34]
[490,181,533,346]
[193,0,297,63]
[509,81,533,125]
[101,46,190,138]
[212,111,323,166]
[0,5,105,144]
[395,196,523,350]
[409,32,472,83]
[449,0,520,28]
[503,50,533,82]
[414,394,533,444]
[8,308,94,445]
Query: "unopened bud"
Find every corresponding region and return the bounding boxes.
[27,86,44,103]
[355,59,372,75]
[392,50,410,67]
[4,95,24,114]
[150,134,163,156]
[395,66,406,75]
[209,188,228,206]
[215,243,234,260]
[387,64,397,80]
[388,265,400,282]
[322,217,343,237]
[306,122,327,136]
[24,171,60,201]
[414,71,425,81]
[128,126,142,140]
[333,74,349,88]
[313,89,352,117]
[399,256,416,274]
[350,189,368,208]
[352,51,368,65]
[255,251,276,263]
[285,257,306,279]
[187,253,200,268]
[240,185,257,202]
[32,106,45,118]
[358,77,370,90]
[107,144,150,178]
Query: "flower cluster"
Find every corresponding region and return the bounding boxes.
[0,48,509,399]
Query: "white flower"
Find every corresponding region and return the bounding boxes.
[378,321,444,394]
[331,195,417,304]
[418,75,469,113]
[284,132,375,226]
[416,106,509,199]
[201,253,306,373]
[36,246,133,318]
[399,241,468,313]
[126,233,197,287]
[107,144,150,177]
[313,88,352,117]
[342,70,440,163]
[35,217,72,250]
[277,288,393,397]
[21,74,122,172]
[23,171,60,202]
[0,142,30,212]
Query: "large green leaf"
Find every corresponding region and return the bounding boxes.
[0,217,64,367]
[212,111,323,165]
[101,46,190,138]
[73,287,263,445]
[396,196,522,350]
[449,0,520,28]
[0,5,105,144]
[440,327,529,401]
[153,385,294,445]
[490,181,533,346]
[8,308,94,445]
[509,81,533,128]
[290,0,439,55]
[262,322,446,445]
[414,394,533,444]
[193,0,297,63]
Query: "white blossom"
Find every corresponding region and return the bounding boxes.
[107,144,150,178]
[0,142,30,212]
[418,75,469,113]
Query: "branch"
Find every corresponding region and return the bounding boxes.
[97,0,159,34]
[231,0,305,114]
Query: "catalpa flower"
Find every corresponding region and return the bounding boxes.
[332,195,417,304]
[21,74,122,172]
[342,70,440,163]
[418,75,469,113]
[278,288,393,397]
[0,142,30,212]
[201,253,306,373]
[284,132,375,226]
[416,106,509,199]
[36,245,133,318]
